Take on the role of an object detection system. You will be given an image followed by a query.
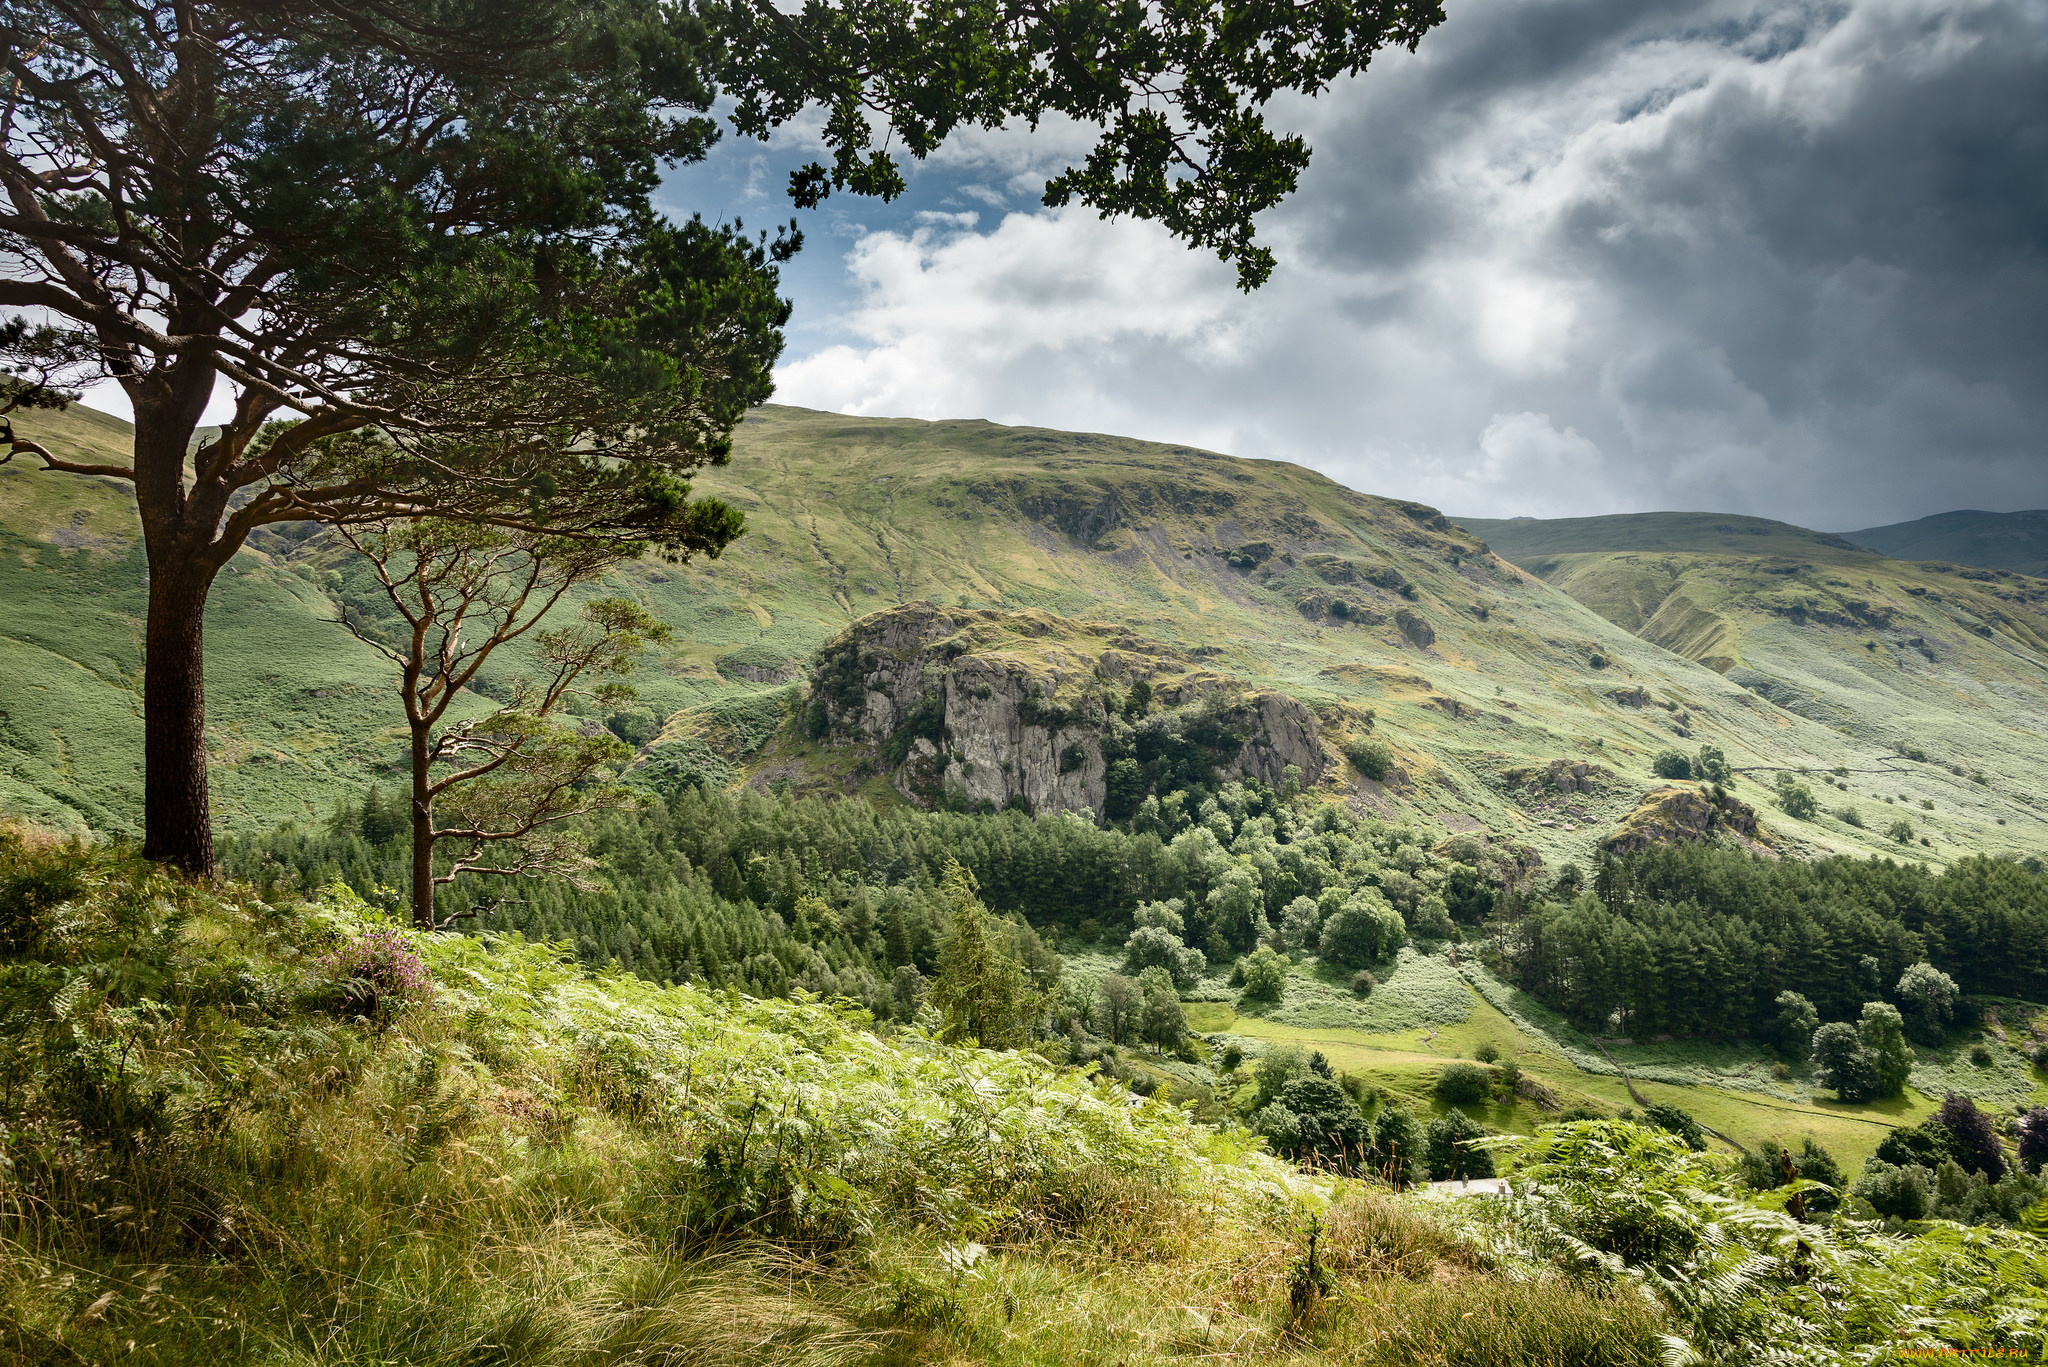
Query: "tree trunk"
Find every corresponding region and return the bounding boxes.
[140,562,216,876]
[411,719,437,929]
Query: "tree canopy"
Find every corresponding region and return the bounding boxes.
[3,0,1447,872]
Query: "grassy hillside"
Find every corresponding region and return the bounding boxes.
[4,826,2041,1365]
[0,406,419,838]
[1459,512,2048,858]
[1845,509,2048,577]
[7,404,2048,869]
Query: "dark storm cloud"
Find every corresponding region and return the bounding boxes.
[753,0,2048,526]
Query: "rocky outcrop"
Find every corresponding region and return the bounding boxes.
[1395,608,1435,648]
[1601,785,1769,855]
[1504,759,1612,794]
[805,602,1329,815]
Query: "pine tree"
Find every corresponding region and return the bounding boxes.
[928,863,1040,1050]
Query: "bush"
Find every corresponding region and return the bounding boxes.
[1837,806,1863,828]
[1473,1042,1500,1064]
[1887,818,1915,843]
[1434,1062,1492,1107]
[1588,652,1608,669]
[1651,750,1693,780]
[1854,1159,1931,1220]
[1641,1102,1706,1152]
[1344,738,1394,782]
[1426,1108,1494,1181]
[1969,1042,1993,1066]
[1350,969,1376,997]
[1239,947,1288,1003]
[324,924,432,1020]
[1774,774,1817,821]
[1739,1139,1844,1210]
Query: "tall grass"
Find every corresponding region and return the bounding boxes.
[12,828,2018,1366]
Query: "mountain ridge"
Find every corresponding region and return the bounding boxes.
[3,405,2044,867]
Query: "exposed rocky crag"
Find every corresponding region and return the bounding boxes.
[1601,785,1771,856]
[804,603,1329,815]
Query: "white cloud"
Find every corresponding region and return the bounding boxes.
[766,0,2048,527]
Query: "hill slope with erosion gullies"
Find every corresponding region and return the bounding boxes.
[1843,508,2048,578]
[618,411,2043,865]
[1460,511,2048,851]
[4,403,2044,865]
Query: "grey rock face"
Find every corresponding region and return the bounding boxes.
[807,602,1329,815]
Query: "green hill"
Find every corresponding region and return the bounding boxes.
[7,406,2048,867]
[1844,509,2048,577]
[1457,511,2048,851]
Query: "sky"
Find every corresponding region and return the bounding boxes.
[656,0,2048,530]
[68,0,2048,529]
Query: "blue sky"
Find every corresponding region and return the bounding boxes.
[650,0,2048,530]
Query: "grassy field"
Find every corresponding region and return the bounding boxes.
[1181,952,2040,1171]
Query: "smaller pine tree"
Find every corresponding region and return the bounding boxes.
[928,863,1042,1050]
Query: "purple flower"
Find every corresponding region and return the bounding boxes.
[324,926,431,1017]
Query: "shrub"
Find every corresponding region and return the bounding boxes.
[1219,1043,1244,1073]
[1588,652,1608,669]
[1969,1042,1993,1066]
[1774,774,1817,821]
[1239,947,1288,1003]
[1651,750,1693,780]
[1434,1062,1491,1107]
[1350,969,1376,997]
[1344,738,1394,782]
[324,924,432,1019]
[1875,1120,1961,1171]
[1887,818,1914,843]
[1641,1102,1706,1152]
[1426,1107,1494,1180]
[1854,1159,1931,1220]
[1934,1094,2007,1180]
[1837,806,1863,828]
[1473,1042,1500,1064]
